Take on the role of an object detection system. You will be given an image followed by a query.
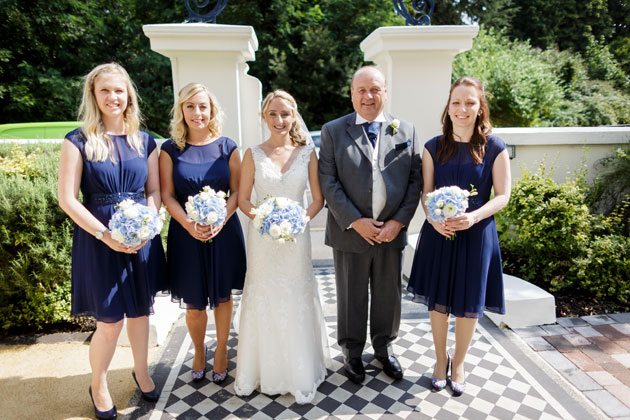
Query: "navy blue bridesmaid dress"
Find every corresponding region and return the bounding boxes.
[161,137,246,309]
[407,135,506,318]
[66,128,168,323]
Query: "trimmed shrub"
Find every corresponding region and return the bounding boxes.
[0,143,73,333]
[497,162,630,306]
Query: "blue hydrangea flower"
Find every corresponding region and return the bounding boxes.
[185,186,227,228]
[425,185,477,223]
[250,195,309,243]
[108,199,165,246]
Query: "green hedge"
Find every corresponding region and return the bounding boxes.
[0,143,171,333]
[496,162,630,307]
[0,143,73,332]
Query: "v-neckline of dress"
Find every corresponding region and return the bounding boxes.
[258,145,305,176]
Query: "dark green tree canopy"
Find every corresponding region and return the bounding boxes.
[1,0,629,133]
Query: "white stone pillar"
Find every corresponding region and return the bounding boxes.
[142,23,262,150]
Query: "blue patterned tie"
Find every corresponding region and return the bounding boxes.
[362,121,380,147]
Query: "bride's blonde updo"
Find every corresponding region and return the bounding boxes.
[261,90,307,146]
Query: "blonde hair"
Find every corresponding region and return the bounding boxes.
[78,62,144,162]
[261,90,306,146]
[169,83,224,151]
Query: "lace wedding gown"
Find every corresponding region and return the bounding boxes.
[234,145,330,404]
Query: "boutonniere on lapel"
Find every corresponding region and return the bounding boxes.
[389,119,400,135]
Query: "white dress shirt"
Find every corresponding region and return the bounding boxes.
[356,113,387,220]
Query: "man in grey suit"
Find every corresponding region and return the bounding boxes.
[318,66,422,383]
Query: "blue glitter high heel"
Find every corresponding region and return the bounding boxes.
[431,353,450,391]
[191,345,208,382]
[88,386,117,420]
[449,359,467,397]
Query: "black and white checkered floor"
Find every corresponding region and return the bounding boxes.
[139,267,584,420]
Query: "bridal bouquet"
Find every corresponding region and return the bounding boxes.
[185,186,227,228]
[425,185,477,223]
[251,195,309,243]
[109,199,165,246]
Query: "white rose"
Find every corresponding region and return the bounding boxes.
[190,210,199,220]
[118,199,133,210]
[443,203,458,218]
[259,203,273,215]
[111,229,125,243]
[269,224,281,238]
[206,212,218,224]
[279,221,292,235]
[275,197,290,209]
[123,206,139,219]
[199,192,210,201]
[216,191,226,199]
[138,226,152,240]
[434,208,442,216]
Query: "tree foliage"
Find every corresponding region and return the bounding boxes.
[0,0,401,133]
[1,0,629,133]
[453,28,630,127]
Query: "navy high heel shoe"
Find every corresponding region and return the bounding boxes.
[88,386,117,420]
[431,353,450,391]
[131,371,159,403]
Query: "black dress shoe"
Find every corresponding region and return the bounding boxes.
[377,355,403,380]
[132,371,160,403]
[88,386,117,420]
[343,357,365,383]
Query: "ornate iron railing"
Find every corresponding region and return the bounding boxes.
[184,0,228,23]
[392,0,434,26]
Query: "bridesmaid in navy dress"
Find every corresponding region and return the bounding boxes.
[407,77,511,396]
[58,63,166,419]
[159,83,246,384]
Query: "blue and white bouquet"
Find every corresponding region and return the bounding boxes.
[109,199,165,246]
[184,186,227,228]
[251,195,309,243]
[425,185,477,223]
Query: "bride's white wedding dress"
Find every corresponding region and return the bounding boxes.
[234,144,330,404]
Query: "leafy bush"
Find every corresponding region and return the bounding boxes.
[454,27,630,127]
[453,27,565,127]
[497,162,630,306]
[0,143,74,333]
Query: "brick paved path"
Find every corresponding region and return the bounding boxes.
[513,314,630,419]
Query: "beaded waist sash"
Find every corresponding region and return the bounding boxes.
[85,191,145,205]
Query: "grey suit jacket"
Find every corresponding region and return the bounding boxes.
[318,112,422,253]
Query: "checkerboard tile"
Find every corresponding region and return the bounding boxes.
[148,268,571,420]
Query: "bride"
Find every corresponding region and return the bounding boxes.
[235,89,330,404]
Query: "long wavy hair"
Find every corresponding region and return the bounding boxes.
[78,63,144,162]
[169,83,224,151]
[437,76,492,165]
[261,90,307,146]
